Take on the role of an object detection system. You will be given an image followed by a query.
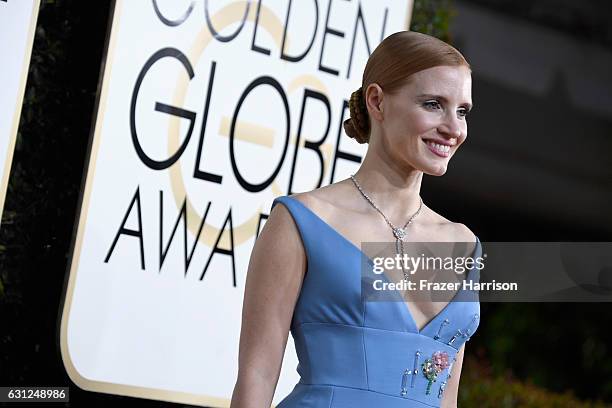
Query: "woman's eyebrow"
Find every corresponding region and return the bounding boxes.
[417,93,473,110]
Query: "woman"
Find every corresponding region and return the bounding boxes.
[231,31,481,408]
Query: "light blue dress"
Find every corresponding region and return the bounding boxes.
[271,196,481,408]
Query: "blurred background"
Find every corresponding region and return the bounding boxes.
[1,0,611,406]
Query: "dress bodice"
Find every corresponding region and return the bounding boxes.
[271,195,481,408]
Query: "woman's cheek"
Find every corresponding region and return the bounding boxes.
[418,117,440,133]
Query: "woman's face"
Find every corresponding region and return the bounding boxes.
[368,65,473,176]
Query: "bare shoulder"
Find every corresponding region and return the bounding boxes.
[286,191,318,209]
[256,194,310,280]
[287,180,353,214]
[424,206,477,244]
[450,222,478,243]
[266,191,330,250]
[264,198,304,253]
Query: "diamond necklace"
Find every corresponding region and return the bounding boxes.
[349,174,423,282]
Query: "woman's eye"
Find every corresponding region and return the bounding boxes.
[458,109,469,118]
[424,101,441,109]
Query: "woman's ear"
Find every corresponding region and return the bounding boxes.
[365,83,384,122]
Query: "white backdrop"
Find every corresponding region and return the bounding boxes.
[0,0,40,226]
[60,0,412,406]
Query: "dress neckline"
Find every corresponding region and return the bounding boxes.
[280,195,480,335]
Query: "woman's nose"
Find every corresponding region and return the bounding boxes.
[437,115,463,139]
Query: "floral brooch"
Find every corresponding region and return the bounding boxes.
[421,351,450,395]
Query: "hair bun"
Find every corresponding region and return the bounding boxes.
[344,87,370,144]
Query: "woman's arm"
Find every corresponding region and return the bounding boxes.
[230,202,307,408]
[440,343,466,408]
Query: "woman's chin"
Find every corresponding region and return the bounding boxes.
[422,163,448,176]
[417,150,452,176]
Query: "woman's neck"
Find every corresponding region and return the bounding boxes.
[351,152,423,221]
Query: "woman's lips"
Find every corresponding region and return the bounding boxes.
[423,139,451,158]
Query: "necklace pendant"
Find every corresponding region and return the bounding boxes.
[393,227,406,240]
